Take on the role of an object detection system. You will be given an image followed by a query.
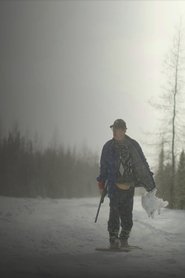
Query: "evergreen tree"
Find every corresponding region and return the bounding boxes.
[175,150,185,209]
[155,140,172,205]
[0,124,99,198]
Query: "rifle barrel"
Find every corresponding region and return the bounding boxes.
[94,185,107,223]
[94,201,101,223]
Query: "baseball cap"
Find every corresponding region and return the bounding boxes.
[110,119,127,129]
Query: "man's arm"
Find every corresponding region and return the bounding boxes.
[132,139,156,192]
[96,144,108,190]
[134,140,154,175]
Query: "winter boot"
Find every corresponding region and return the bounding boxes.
[109,231,120,249]
[119,229,130,248]
[120,238,129,248]
[109,236,120,249]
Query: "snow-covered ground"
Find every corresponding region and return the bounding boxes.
[0,195,185,278]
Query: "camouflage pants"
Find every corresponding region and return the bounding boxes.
[108,186,135,239]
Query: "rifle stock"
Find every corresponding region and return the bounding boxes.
[94,184,107,223]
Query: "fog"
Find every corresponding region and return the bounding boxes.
[1,0,185,166]
[1,3,185,276]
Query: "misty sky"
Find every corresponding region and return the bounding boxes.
[1,0,185,166]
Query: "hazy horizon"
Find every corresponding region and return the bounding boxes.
[1,0,185,168]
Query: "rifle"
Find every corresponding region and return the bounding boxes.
[94,183,108,223]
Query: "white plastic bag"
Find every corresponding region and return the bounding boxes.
[141,188,168,218]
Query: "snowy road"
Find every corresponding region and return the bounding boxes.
[0,195,185,278]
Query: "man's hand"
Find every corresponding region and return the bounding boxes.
[99,188,104,195]
[97,181,105,194]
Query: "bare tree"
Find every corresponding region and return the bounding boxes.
[149,19,185,208]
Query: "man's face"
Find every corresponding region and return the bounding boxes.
[112,127,126,141]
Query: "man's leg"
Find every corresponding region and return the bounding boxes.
[118,187,134,247]
[107,191,120,248]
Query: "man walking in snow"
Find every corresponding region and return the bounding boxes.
[96,119,156,249]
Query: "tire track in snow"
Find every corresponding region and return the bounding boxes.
[134,218,181,239]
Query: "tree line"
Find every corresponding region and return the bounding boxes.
[0,125,99,198]
[1,123,185,209]
[155,141,185,210]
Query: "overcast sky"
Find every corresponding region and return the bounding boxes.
[1,0,185,166]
